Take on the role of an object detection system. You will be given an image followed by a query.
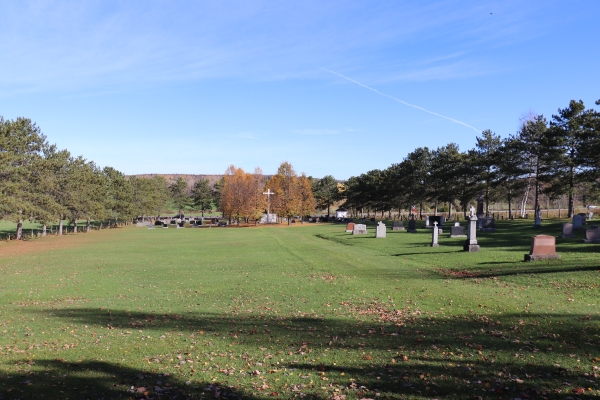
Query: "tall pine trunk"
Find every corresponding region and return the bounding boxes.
[568,164,575,218]
[59,218,64,235]
[73,220,78,234]
[86,218,91,232]
[42,224,47,237]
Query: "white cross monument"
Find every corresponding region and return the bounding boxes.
[263,189,274,223]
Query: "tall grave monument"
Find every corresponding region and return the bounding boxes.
[464,206,480,252]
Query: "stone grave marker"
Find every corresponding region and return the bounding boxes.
[463,215,480,252]
[424,216,430,228]
[147,224,155,229]
[407,216,417,233]
[454,221,460,227]
[392,221,405,231]
[345,222,355,233]
[561,223,575,238]
[375,221,386,238]
[162,223,168,228]
[476,191,485,218]
[353,224,368,235]
[581,228,600,243]
[431,222,439,247]
[429,216,443,228]
[524,235,561,261]
[573,214,584,229]
[450,224,466,238]
[480,217,496,232]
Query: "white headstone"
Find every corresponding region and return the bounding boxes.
[376,221,386,238]
[353,224,368,235]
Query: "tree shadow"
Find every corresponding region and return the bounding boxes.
[0,358,251,399]
[18,308,599,399]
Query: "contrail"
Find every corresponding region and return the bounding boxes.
[317,66,480,133]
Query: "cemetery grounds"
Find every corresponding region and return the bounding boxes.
[0,219,598,399]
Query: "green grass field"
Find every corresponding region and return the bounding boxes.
[0,220,598,399]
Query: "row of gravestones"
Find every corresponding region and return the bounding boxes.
[345,217,563,261]
[562,221,600,243]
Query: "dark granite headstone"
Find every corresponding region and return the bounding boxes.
[561,223,575,238]
[430,216,443,227]
[392,221,405,231]
[480,217,496,232]
[450,226,466,237]
[407,218,417,233]
[582,228,600,243]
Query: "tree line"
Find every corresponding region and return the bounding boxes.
[0,116,323,239]
[0,117,183,240]
[341,99,600,219]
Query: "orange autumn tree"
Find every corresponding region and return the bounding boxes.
[220,165,266,224]
[267,161,315,225]
[298,173,316,223]
[244,167,267,223]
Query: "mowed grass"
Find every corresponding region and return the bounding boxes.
[0,220,599,399]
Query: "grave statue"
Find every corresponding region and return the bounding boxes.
[476,191,484,218]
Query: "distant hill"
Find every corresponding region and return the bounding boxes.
[133,174,274,192]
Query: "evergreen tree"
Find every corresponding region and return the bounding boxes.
[191,178,214,216]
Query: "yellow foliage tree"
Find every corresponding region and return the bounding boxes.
[220,165,266,224]
[267,161,315,224]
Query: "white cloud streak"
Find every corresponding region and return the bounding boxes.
[316,66,480,133]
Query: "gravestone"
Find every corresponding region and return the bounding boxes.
[392,221,405,231]
[581,228,600,244]
[407,216,417,233]
[573,214,584,229]
[533,205,542,229]
[376,221,386,238]
[480,217,496,232]
[450,225,466,238]
[524,235,561,261]
[431,222,439,247]
[476,191,485,218]
[162,223,168,228]
[345,222,355,233]
[463,215,480,252]
[454,221,460,227]
[588,212,594,220]
[147,224,155,229]
[561,223,575,238]
[425,216,430,228]
[429,216,443,228]
[353,224,367,235]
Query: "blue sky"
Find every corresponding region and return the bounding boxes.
[1,0,599,179]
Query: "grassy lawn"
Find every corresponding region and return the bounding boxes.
[0,219,598,399]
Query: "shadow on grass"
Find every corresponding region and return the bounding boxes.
[0,358,251,399]
[18,308,600,399]
[452,263,600,279]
